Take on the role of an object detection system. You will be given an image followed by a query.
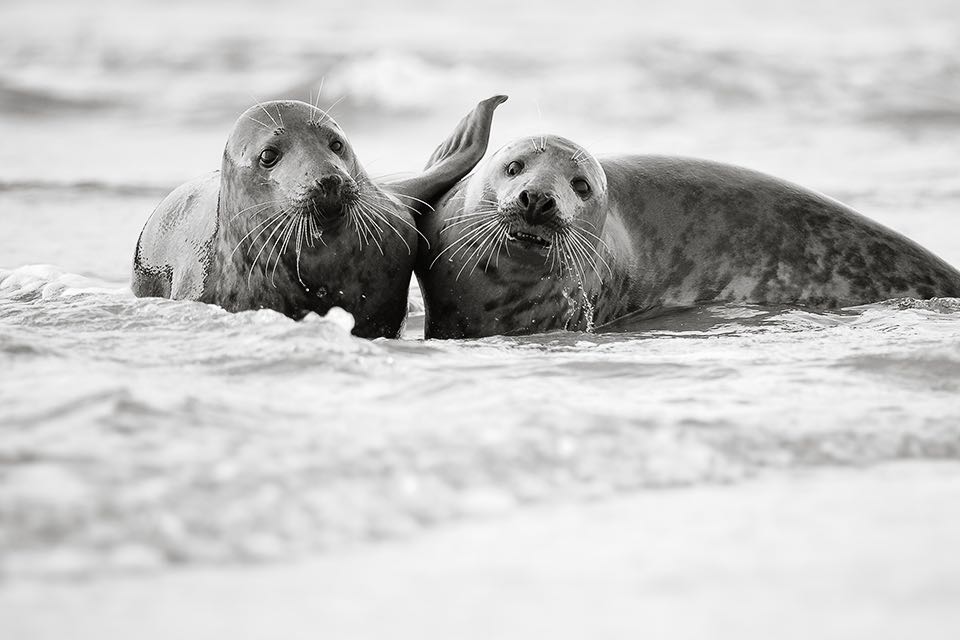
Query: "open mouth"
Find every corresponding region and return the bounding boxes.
[507,230,552,249]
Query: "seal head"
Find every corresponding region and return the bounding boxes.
[418,135,609,337]
[209,100,418,337]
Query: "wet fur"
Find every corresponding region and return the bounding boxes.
[134,96,506,338]
[417,143,960,339]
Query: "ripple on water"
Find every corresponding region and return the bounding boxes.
[2,266,960,579]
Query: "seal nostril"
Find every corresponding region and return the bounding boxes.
[318,174,344,195]
[541,196,556,214]
[518,190,530,208]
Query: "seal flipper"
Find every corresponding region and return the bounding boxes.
[385,95,507,214]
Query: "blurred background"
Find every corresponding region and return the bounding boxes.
[2,1,960,638]
[2,0,960,278]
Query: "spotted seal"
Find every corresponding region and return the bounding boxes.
[416,135,960,338]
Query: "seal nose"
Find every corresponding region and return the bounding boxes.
[519,190,557,224]
[317,174,344,196]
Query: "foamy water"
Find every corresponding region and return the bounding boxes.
[2,0,960,637]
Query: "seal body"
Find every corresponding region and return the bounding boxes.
[416,137,960,338]
[133,96,506,338]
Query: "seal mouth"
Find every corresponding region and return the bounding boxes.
[507,230,552,249]
[303,188,359,221]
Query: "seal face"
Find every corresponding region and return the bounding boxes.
[417,135,960,339]
[418,136,610,338]
[133,96,507,338]
[208,101,419,338]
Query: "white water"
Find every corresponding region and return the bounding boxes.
[2,0,960,637]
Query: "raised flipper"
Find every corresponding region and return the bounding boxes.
[385,95,507,213]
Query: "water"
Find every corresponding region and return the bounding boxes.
[2,0,960,637]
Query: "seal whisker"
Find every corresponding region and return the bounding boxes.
[269,212,300,286]
[560,236,574,278]
[483,228,503,273]
[441,206,500,222]
[308,204,326,247]
[443,214,498,227]
[347,203,369,249]
[564,237,584,283]
[482,226,508,274]
[564,235,589,285]
[262,211,296,284]
[460,229,496,279]
[375,194,423,218]
[429,218,501,268]
[230,208,286,258]
[441,210,500,227]
[352,175,431,239]
[573,217,601,232]
[556,235,573,280]
[571,226,612,276]
[247,116,273,130]
[360,200,412,255]
[360,202,389,249]
[344,202,366,248]
[357,196,419,253]
[358,202,388,256]
[441,212,499,234]
[565,229,595,280]
[294,214,307,287]
[570,238,588,287]
[493,227,508,269]
[545,233,561,273]
[312,77,325,112]
[229,199,286,221]
[359,192,430,245]
[238,208,290,256]
[303,208,315,249]
[256,102,281,129]
[572,224,611,254]
[384,191,436,213]
[447,219,502,266]
[569,228,612,279]
[247,208,292,285]
[443,206,499,220]
[318,95,346,125]
[352,202,385,255]
[461,223,503,280]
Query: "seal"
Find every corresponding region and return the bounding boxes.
[416,135,960,338]
[132,95,507,338]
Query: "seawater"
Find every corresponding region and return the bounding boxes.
[1,0,960,629]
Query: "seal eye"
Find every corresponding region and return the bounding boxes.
[571,178,591,197]
[506,160,523,176]
[259,148,281,168]
[330,140,344,154]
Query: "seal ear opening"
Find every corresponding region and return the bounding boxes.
[385,95,507,214]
